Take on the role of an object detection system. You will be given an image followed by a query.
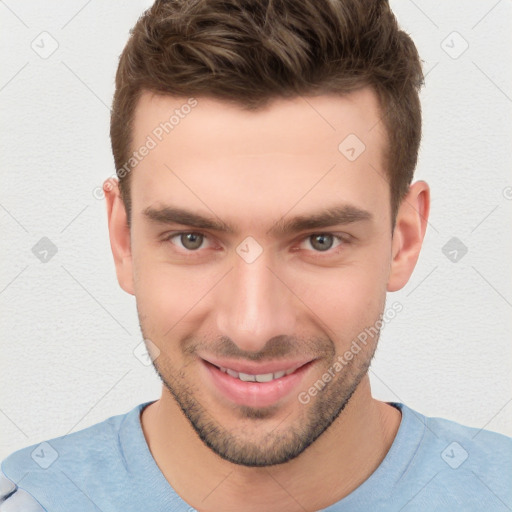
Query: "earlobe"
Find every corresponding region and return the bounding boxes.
[104,178,135,295]
[387,181,430,292]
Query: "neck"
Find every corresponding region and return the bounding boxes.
[141,375,401,512]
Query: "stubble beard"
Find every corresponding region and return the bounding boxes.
[144,332,379,467]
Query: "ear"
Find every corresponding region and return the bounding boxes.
[387,180,430,292]
[104,178,135,295]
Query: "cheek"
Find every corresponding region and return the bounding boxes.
[132,246,221,336]
[289,247,390,343]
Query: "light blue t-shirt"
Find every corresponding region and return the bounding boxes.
[1,401,511,511]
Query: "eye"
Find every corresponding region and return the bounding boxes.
[299,233,346,252]
[164,232,210,251]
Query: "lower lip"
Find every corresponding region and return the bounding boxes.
[201,359,314,408]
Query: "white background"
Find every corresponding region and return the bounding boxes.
[1,0,511,460]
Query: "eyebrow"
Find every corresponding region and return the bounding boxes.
[142,204,372,237]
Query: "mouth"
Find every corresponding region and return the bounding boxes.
[200,357,315,408]
[216,365,299,382]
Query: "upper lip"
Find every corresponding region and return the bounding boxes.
[201,356,313,375]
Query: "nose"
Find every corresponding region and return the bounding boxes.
[215,250,297,353]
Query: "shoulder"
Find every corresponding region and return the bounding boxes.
[2,407,128,477]
[422,408,512,467]
[396,402,512,463]
[393,403,512,510]
[0,404,144,511]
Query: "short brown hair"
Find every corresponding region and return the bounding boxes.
[110,0,424,225]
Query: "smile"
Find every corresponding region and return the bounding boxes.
[201,358,315,407]
[216,365,301,382]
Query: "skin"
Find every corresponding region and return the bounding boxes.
[104,87,429,512]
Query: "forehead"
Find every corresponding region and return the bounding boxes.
[129,88,389,228]
[132,88,385,156]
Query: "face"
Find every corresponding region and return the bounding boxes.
[110,88,417,467]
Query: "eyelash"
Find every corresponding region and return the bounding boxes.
[160,231,351,256]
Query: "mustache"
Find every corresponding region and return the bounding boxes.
[182,334,335,362]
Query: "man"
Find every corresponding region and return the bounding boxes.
[1,0,510,510]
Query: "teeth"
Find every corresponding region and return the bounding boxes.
[239,372,256,382]
[218,365,299,382]
[255,373,274,383]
